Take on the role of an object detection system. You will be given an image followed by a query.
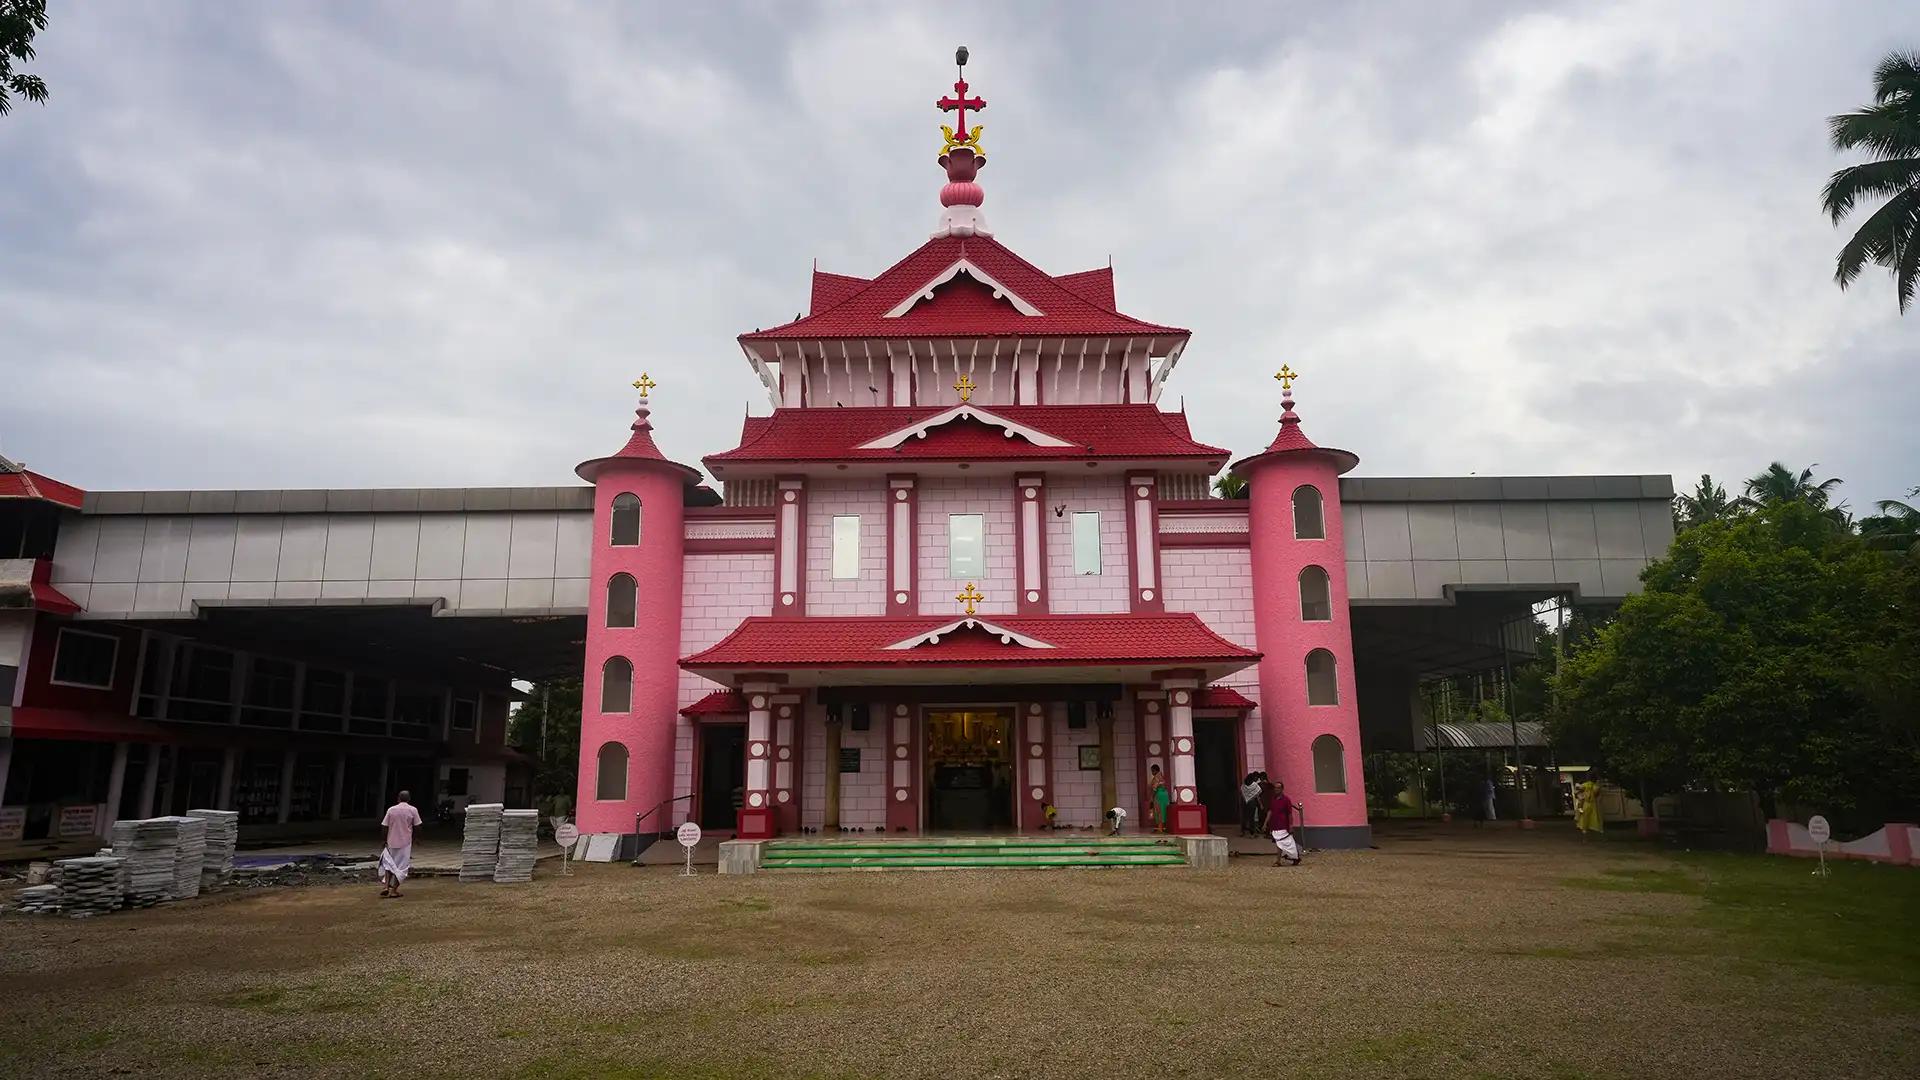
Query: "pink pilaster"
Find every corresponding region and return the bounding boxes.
[774,477,808,616]
[1135,689,1168,826]
[1125,472,1163,612]
[772,693,801,833]
[1015,475,1048,613]
[1160,674,1207,835]
[739,683,778,839]
[1017,701,1051,830]
[887,475,918,615]
[885,702,919,833]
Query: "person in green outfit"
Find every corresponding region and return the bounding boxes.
[1148,763,1171,833]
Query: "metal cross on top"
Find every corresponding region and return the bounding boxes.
[937,45,985,150]
[955,582,984,615]
[632,373,657,400]
[953,372,977,402]
[1274,365,1298,392]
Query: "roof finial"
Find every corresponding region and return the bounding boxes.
[632,372,657,401]
[933,46,992,239]
[1274,365,1297,393]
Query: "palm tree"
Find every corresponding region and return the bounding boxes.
[1673,474,1737,530]
[1212,473,1248,499]
[1740,462,1843,510]
[1822,51,1920,312]
[1860,488,1920,556]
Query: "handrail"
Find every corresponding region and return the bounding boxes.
[631,794,695,864]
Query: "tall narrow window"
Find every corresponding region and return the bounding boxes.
[610,493,641,546]
[831,515,861,579]
[595,741,629,801]
[949,513,984,578]
[601,656,633,713]
[606,573,637,628]
[51,628,119,689]
[1305,649,1339,705]
[1299,565,1332,621]
[1312,734,1347,793]
[1072,511,1101,575]
[1293,485,1325,539]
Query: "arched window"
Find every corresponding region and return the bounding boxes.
[1293,485,1325,540]
[601,656,632,713]
[595,741,629,801]
[1299,565,1332,621]
[1305,648,1339,705]
[610,493,641,546]
[1312,734,1347,793]
[606,573,636,628]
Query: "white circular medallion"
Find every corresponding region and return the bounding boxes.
[783,490,796,502]
[778,705,792,718]
[750,743,766,758]
[1029,744,1043,757]
[1174,737,1192,753]
[781,593,795,606]
[1024,487,1037,498]
[1146,701,1161,714]
[894,789,909,802]
[1026,590,1039,602]
[747,792,764,807]
[1179,789,1195,803]
[1173,691,1190,706]
[751,695,767,710]
[1141,589,1154,602]
[1136,486,1150,498]
[777,746,791,760]
[1028,703,1042,715]
[895,591,909,604]
[895,489,908,501]
[895,705,908,716]
[1030,787,1045,801]
[776,790,790,804]
[894,745,907,759]
[1148,742,1162,756]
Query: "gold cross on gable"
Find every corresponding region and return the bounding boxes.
[1274,365,1298,392]
[953,372,977,402]
[955,582,984,615]
[632,373,657,400]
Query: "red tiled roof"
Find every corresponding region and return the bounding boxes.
[682,690,746,716]
[0,467,84,509]
[682,613,1258,670]
[1195,686,1256,711]
[705,404,1228,467]
[1231,402,1360,477]
[743,235,1186,341]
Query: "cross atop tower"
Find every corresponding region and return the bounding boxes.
[937,45,985,153]
[632,373,657,400]
[1274,365,1298,392]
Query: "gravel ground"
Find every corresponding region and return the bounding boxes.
[0,824,1914,1079]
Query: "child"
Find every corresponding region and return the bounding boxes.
[1105,806,1128,836]
[1147,763,1171,833]
[1042,801,1058,830]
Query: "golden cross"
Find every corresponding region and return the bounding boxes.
[632,373,657,400]
[1274,365,1298,392]
[953,372,976,403]
[955,582,984,615]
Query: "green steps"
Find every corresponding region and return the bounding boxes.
[760,835,1188,872]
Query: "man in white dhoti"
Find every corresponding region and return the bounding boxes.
[379,790,423,898]
[1268,782,1302,866]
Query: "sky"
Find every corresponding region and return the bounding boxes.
[2,2,1915,510]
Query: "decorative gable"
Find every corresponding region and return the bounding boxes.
[883,618,1057,651]
[853,404,1077,451]
[883,258,1043,318]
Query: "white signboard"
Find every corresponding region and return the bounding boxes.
[1807,815,1831,844]
[58,805,98,837]
[0,806,24,842]
[677,821,702,848]
[554,822,579,850]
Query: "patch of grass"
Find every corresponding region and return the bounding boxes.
[515,1052,860,1080]
[1558,866,1703,895]
[211,972,459,1016]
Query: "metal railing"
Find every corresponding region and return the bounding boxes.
[630,794,694,864]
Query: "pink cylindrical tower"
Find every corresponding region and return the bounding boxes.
[575,377,698,849]
[1235,377,1370,848]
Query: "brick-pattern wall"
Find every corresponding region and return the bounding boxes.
[1045,700,1141,828]
[1044,475,1130,613]
[800,704,888,830]
[917,477,1016,616]
[804,480,887,616]
[673,553,773,809]
[1161,546,1266,779]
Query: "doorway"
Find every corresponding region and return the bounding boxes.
[923,708,1015,831]
[697,723,745,830]
[1193,717,1243,832]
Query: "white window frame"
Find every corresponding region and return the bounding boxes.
[948,513,985,579]
[1071,511,1102,575]
[451,696,478,732]
[49,627,120,690]
[831,515,861,580]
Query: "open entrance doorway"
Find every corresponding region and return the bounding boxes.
[1193,717,1242,831]
[697,724,745,830]
[923,708,1015,831]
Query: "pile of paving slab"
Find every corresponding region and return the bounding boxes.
[458,803,540,884]
[5,809,240,919]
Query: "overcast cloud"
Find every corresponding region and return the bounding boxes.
[2,2,1915,509]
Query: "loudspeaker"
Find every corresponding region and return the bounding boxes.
[1066,701,1087,729]
[850,704,871,731]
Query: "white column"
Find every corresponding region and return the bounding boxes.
[1164,679,1199,804]
[138,744,162,818]
[276,749,296,824]
[743,688,774,813]
[217,747,237,811]
[329,750,347,821]
[101,742,130,835]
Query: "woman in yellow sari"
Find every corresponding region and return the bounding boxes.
[1574,778,1603,837]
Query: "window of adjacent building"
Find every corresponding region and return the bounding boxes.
[134,634,170,718]
[167,643,235,724]
[949,513,984,578]
[391,687,439,740]
[446,767,471,797]
[50,628,118,690]
[349,674,390,735]
[1072,511,1101,575]
[607,573,637,627]
[596,741,629,801]
[451,696,478,733]
[601,657,633,713]
[831,515,861,579]
[1293,485,1325,540]
[1299,565,1332,621]
[241,657,296,728]
[1306,649,1339,705]
[610,493,641,546]
[300,668,347,732]
[1312,734,1347,793]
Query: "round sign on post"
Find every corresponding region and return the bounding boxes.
[676,821,702,877]
[554,822,580,850]
[1807,815,1831,844]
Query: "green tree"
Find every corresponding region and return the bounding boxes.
[1741,461,1842,510]
[1674,473,1738,531]
[1823,51,1920,312]
[1212,473,1248,499]
[507,677,581,812]
[0,0,49,116]
[1551,501,1920,826]
[1859,488,1920,557]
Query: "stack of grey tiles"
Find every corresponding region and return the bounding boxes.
[13,884,62,914]
[493,810,539,883]
[185,809,239,886]
[161,816,208,900]
[111,818,181,907]
[55,856,124,918]
[459,803,504,882]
